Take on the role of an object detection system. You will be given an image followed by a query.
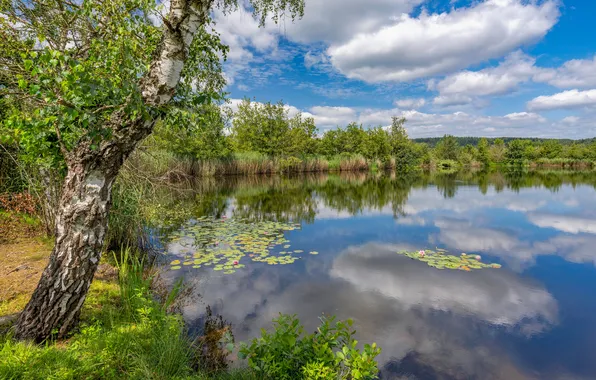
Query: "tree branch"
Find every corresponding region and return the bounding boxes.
[53,122,69,158]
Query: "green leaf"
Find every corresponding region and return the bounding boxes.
[23,60,33,71]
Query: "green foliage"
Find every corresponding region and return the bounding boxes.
[436,159,459,170]
[0,248,267,379]
[413,136,596,147]
[389,117,417,169]
[343,123,367,154]
[0,0,306,170]
[506,139,528,164]
[477,138,490,167]
[231,99,290,157]
[489,139,506,164]
[413,143,431,167]
[106,181,149,251]
[435,135,459,161]
[319,128,345,157]
[362,127,391,161]
[239,314,381,380]
[540,139,563,159]
[0,0,306,236]
[154,104,231,160]
[287,114,319,156]
[1,0,163,168]
[230,99,318,158]
[458,144,477,166]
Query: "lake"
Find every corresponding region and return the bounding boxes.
[155,170,596,379]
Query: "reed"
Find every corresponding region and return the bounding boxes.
[532,158,593,169]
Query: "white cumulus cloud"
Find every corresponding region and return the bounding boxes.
[527,89,596,111]
[433,51,536,101]
[327,0,559,82]
[395,98,426,109]
[534,55,596,89]
[283,0,424,44]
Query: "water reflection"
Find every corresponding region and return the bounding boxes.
[154,169,596,379]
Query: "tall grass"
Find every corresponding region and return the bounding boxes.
[126,149,378,180]
[338,154,369,171]
[532,157,594,169]
[106,182,149,252]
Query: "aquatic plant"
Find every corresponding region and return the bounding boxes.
[168,217,304,273]
[396,249,501,271]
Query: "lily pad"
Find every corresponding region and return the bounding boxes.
[396,249,501,271]
[166,217,306,274]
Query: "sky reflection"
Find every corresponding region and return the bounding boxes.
[158,171,596,379]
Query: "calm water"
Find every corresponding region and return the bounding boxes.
[155,170,596,380]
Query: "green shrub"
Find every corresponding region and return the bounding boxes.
[239,314,381,380]
[277,156,303,173]
[436,159,459,170]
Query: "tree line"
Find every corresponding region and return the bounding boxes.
[414,136,596,148]
[152,98,596,170]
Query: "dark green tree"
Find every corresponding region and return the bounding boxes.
[435,135,459,160]
[540,140,563,159]
[153,104,231,160]
[343,122,366,154]
[477,138,490,167]
[362,127,391,160]
[389,117,415,169]
[231,99,290,157]
[506,139,527,164]
[319,128,345,157]
[287,113,318,156]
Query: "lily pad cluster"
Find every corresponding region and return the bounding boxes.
[167,217,306,274]
[396,249,502,271]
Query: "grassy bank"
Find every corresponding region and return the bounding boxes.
[0,249,256,379]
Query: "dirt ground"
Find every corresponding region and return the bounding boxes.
[0,212,120,319]
[0,214,53,316]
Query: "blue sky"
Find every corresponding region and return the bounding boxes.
[214,0,596,138]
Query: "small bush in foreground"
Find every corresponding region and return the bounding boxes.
[239,314,381,379]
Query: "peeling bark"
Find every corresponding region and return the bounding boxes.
[14,0,215,342]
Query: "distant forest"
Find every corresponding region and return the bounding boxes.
[413,136,596,147]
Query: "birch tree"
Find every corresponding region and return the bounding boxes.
[0,0,304,342]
